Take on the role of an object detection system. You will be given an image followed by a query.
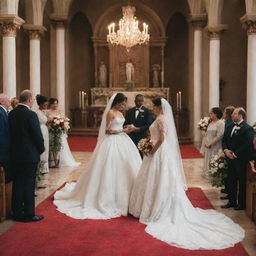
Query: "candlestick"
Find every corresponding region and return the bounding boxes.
[161,71,164,88]
[79,91,81,108]
[176,93,179,112]
[179,91,182,111]
[82,91,84,110]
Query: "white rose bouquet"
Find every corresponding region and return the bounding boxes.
[197,117,210,131]
[209,153,228,187]
[137,138,153,155]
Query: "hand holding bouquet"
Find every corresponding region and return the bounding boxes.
[137,138,153,155]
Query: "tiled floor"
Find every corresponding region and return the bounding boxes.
[0,152,256,256]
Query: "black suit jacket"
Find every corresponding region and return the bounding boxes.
[124,106,153,145]
[222,121,254,161]
[8,105,45,163]
[0,106,10,163]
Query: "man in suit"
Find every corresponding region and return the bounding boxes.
[221,107,254,210]
[0,94,11,182]
[124,94,153,158]
[9,90,45,222]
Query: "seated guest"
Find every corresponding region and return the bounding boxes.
[0,94,11,183]
[200,107,224,178]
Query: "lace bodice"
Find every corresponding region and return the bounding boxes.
[108,117,125,131]
[149,115,166,144]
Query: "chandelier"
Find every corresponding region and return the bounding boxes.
[107,5,150,51]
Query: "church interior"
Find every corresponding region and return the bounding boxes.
[0,0,256,255]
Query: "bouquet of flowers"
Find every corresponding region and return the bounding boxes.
[48,117,70,152]
[137,138,153,154]
[197,117,210,131]
[208,153,228,188]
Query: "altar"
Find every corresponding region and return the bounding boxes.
[70,87,169,136]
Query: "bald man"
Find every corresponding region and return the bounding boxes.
[222,107,254,210]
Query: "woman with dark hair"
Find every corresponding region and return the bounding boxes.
[54,93,141,219]
[47,98,80,167]
[200,107,225,178]
[223,105,235,129]
[36,94,49,173]
[129,98,244,250]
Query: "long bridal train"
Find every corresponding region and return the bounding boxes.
[54,94,142,219]
[129,99,244,250]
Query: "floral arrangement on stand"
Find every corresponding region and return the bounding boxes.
[137,138,153,155]
[47,117,70,167]
[197,117,210,132]
[208,153,228,188]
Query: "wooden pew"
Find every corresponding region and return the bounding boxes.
[246,164,256,223]
[0,167,6,221]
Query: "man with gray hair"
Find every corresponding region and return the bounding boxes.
[0,93,11,182]
[8,90,45,222]
[222,107,254,210]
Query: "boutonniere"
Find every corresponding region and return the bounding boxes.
[235,126,241,131]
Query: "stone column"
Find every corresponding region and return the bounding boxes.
[191,17,206,144]
[241,15,256,125]
[23,25,46,96]
[0,15,24,97]
[207,25,227,109]
[51,18,66,114]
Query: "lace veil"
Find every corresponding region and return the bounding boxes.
[161,98,187,190]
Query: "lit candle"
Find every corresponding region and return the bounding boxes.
[108,25,111,34]
[179,91,182,111]
[176,93,179,111]
[82,91,84,110]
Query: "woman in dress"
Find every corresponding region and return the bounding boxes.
[129,98,244,250]
[54,93,142,219]
[48,98,80,167]
[36,94,49,174]
[200,107,225,178]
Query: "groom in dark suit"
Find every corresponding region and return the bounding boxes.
[0,94,11,182]
[8,90,45,222]
[222,107,254,210]
[124,94,153,158]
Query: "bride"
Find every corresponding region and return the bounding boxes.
[54,93,142,219]
[129,98,244,250]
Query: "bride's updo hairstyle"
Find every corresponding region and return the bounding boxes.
[111,93,127,108]
[36,94,48,107]
[152,97,162,107]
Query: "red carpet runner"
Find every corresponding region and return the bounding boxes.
[68,136,203,158]
[0,188,248,256]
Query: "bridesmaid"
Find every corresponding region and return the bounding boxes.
[36,95,49,174]
[200,107,225,178]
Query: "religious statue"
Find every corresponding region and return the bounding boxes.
[126,61,134,82]
[99,61,107,87]
[152,64,161,88]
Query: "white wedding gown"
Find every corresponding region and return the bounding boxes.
[129,114,244,250]
[54,117,142,219]
[47,110,80,167]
